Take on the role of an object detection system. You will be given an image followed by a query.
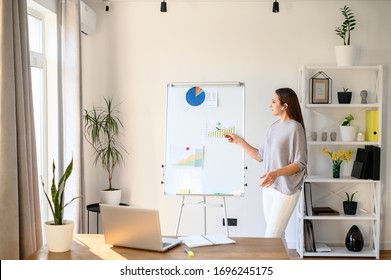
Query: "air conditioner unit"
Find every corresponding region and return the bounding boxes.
[80,1,96,35]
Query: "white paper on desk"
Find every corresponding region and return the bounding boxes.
[180,234,236,248]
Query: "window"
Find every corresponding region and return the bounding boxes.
[27,1,58,232]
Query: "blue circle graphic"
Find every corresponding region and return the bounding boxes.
[186,86,205,107]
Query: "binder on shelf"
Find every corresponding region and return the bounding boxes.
[365,145,381,180]
[365,110,378,142]
[353,148,370,179]
[351,161,364,179]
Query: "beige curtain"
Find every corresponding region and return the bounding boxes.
[0,0,42,259]
[59,0,85,233]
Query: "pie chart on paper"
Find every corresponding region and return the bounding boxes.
[185,86,206,107]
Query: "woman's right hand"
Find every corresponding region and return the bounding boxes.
[224,133,241,144]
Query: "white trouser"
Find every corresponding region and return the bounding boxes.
[262,187,301,239]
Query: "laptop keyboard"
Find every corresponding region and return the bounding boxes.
[163,242,171,247]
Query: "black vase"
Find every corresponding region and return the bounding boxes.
[345,225,364,252]
[338,92,352,104]
[343,201,358,215]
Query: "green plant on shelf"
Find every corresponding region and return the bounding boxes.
[334,5,356,46]
[345,191,358,202]
[341,114,354,126]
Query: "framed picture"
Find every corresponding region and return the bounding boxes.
[309,71,332,104]
[311,79,329,104]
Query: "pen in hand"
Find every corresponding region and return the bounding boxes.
[184,245,194,257]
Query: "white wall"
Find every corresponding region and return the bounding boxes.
[81,1,391,249]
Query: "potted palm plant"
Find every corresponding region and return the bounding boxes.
[42,158,81,252]
[83,97,127,204]
[334,5,357,66]
[340,114,357,141]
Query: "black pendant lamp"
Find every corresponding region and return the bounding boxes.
[272,0,279,13]
[103,0,110,12]
[160,0,167,13]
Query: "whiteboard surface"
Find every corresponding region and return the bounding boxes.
[163,82,246,196]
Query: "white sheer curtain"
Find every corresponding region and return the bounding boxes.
[0,0,42,259]
[59,0,85,233]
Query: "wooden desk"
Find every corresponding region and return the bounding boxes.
[27,234,289,260]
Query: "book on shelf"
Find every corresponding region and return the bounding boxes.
[315,243,331,252]
[303,182,313,216]
[304,220,316,252]
[312,207,339,216]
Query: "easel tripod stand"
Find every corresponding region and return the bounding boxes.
[175,195,229,237]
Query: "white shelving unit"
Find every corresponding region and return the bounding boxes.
[296,65,383,259]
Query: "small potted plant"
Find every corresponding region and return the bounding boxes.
[340,114,357,141]
[334,5,358,66]
[343,191,358,215]
[42,158,81,252]
[83,97,127,204]
[337,87,352,104]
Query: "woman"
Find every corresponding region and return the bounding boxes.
[225,88,307,242]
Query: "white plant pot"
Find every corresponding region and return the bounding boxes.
[335,45,358,66]
[100,189,122,204]
[44,220,74,252]
[340,126,357,142]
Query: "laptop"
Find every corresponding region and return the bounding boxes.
[100,204,182,252]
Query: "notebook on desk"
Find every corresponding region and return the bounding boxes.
[100,204,182,252]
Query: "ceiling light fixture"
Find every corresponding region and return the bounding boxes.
[160,0,167,13]
[272,0,279,13]
[103,0,110,12]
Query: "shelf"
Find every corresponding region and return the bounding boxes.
[297,64,382,260]
[302,65,382,71]
[305,103,380,108]
[305,176,379,183]
[308,141,378,146]
[304,213,376,221]
[304,246,377,258]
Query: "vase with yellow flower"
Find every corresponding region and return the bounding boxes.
[323,148,353,178]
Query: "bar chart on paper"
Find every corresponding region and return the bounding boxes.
[170,145,204,168]
[207,123,236,138]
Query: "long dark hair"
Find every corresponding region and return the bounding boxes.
[275,88,305,131]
